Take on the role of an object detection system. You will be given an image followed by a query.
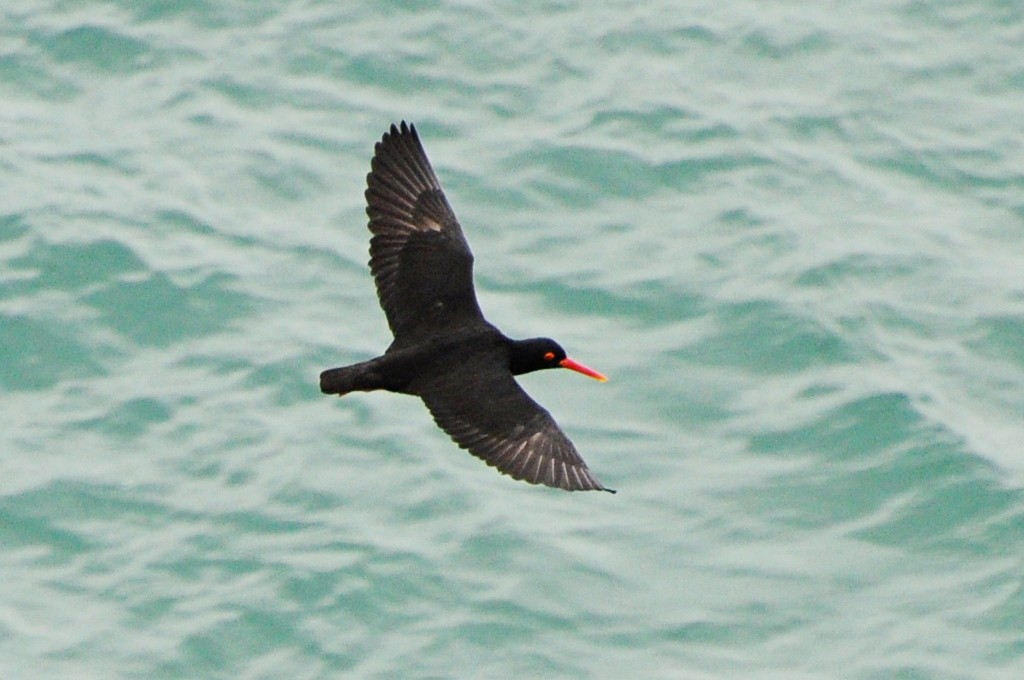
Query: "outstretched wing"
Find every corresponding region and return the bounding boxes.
[414,353,613,492]
[365,122,485,341]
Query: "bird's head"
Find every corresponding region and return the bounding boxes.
[509,337,607,381]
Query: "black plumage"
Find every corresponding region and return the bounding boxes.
[320,122,613,493]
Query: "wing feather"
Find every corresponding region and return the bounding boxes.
[365,122,485,340]
[414,353,613,492]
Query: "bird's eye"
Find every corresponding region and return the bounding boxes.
[544,352,555,361]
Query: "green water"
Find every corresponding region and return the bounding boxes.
[2,1,1023,678]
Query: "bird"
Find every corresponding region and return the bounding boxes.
[320,122,614,493]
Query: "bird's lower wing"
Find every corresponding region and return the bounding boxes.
[414,359,612,492]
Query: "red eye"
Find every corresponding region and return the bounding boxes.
[544,352,555,361]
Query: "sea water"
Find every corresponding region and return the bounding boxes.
[2,2,1022,678]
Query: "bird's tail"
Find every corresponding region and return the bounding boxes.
[319,360,384,396]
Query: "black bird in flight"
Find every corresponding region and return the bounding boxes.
[320,122,613,493]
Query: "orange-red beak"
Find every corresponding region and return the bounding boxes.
[559,357,608,382]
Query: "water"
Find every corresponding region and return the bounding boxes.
[2,1,1023,678]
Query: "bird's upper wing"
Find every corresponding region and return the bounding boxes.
[414,352,613,492]
[365,122,485,341]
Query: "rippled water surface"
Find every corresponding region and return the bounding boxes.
[3,1,1023,678]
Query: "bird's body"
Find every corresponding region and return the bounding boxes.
[320,122,613,493]
[320,324,502,397]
